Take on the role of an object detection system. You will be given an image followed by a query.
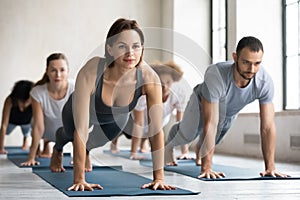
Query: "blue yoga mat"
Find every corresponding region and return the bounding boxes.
[103,149,152,160]
[5,146,29,155]
[33,166,200,197]
[8,153,73,168]
[140,160,300,181]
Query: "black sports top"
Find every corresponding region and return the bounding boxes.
[9,105,32,125]
[92,58,144,140]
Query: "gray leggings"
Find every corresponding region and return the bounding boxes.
[165,92,231,149]
[6,123,31,137]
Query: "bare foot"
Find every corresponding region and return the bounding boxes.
[50,148,65,172]
[22,137,30,150]
[166,161,178,166]
[139,139,149,153]
[195,158,201,166]
[110,142,119,154]
[129,153,147,160]
[195,147,201,166]
[85,154,92,172]
[139,147,149,153]
[164,146,176,165]
[176,153,194,160]
[41,141,51,157]
[39,153,52,158]
[0,149,8,154]
[21,145,29,150]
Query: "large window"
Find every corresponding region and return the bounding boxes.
[283,0,300,109]
[211,0,227,64]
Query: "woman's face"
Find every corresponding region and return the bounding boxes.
[46,59,69,86]
[159,73,174,97]
[107,30,143,70]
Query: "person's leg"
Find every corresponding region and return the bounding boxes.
[139,138,149,153]
[165,92,202,165]
[110,136,119,153]
[176,144,192,160]
[39,139,51,157]
[50,127,71,172]
[85,149,92,172]
[195,144,201,166]
[5,124,16,136]
[20,124,31,150]
[51,96,74,172]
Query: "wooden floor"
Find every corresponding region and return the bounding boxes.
[1,139,300,200]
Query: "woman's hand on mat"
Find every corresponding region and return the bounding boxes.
[67,181,103,191]
[260,169,291,178]
[20,159,40,166]
[198,169,226,179]
[141,180,176,190]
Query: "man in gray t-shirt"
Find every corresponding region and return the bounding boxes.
[165,36,289,179]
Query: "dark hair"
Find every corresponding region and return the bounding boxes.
[35,53,69,86]
[151,61,183,82]
[9,80,34,106]
[104,18,144,67]
[236,36,264,56]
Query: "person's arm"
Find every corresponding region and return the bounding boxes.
[67,57,102,191]
[198,97,225,179]
[140,66,175,190]
[0,97,12,154]
[21,97,44,166]
[67,129,102,191]
[130,109,145,159]
[259,103,289,177]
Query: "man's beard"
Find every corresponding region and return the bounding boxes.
[236,63,255,81]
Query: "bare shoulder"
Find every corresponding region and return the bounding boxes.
[75,57,103,93]
[3,96,12,108]
[78,57,101,78]
[139,61,160,84]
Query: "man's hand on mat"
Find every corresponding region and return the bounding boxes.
[20,159,40,166]
[198,169,225,179]
[260,169,291,178]
[141,180,176,190]
[67,181,103,191]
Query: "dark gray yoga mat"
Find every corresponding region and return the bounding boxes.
[140,160,300,181]
[5,146,29,155]
[8,153,73,168]
[33,166,200,197]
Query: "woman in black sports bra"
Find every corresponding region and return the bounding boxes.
[50,18,176,191]
[0,80,34,154]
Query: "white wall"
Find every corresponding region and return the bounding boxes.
[0,0,166,145]
[216,111,300,162]
[0,0,163,108]
[228,0,283,112]
[172,0,211,96]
